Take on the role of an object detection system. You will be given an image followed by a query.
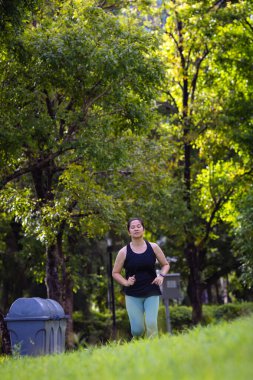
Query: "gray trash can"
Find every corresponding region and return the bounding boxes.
[5,297,68,356]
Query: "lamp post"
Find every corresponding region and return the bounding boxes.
[106,237,116,338]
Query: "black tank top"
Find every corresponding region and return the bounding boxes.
[123,241,161,297]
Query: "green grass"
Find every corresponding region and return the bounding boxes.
[1,316,253,380]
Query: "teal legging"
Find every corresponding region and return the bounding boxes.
[125,295,160,338]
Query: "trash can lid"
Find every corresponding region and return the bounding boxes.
[5,297,66,321]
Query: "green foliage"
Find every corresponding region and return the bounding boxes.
[0,0,164,243]
[73,310,113,346]
[73,308,131,346]
[210,302,253,322]
[1,0,253,327]
[72,303,253,344]
[0,0,42,31]
[233,189,253,287]
[145,0,253,312]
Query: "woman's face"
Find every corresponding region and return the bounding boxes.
[128,219,144,238]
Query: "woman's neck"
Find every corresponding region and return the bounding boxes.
[131,237,145,247]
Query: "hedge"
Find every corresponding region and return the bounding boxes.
[159,302,253,334]
[72,302,253,346]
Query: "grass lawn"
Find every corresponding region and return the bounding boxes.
[0,315,252,380]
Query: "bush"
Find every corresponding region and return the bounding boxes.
[158,302,253,334]
[207,302,253,322]
[73,302,253,344]
[73,308,131,346]
[73,310,113,346]
[158,305,193,334]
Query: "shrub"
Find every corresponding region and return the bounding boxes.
[158,304,193,334]
[73,310,113,346]
[73,302,253,344]
[159,302,253,334]
[211,302,253,322]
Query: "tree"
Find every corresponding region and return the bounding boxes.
[122,0,253,323]
[0,0,42,30]
[0,0,163,344]
[161,0,253,322]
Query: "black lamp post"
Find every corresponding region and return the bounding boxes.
[106,237,116,338]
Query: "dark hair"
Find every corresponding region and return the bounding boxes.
[127,217,145,231]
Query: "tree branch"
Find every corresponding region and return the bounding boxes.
[199,186,234,251]
[208,0,227,12]
[199,169,253,250]
[0,148,73,190]
[204,260,240,289]
[82,84,111,117]
[190,46,209,106]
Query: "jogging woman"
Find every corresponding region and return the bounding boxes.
[112,217,170,338]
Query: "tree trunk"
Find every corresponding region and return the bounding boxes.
[32,164,74,348]
[56,229,74,349]
[45,237,74,349]
[46,244,61,302]
[185,242,203,324]
[63,276,74,349]
[0,311,11,355]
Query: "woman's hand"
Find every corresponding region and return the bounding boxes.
[152,275,164,286]
[126,275,136,287]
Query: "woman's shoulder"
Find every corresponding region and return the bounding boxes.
[117,245,128,257]
[149,242,159,250]
[148,242,161,255]
[149,242,167,260]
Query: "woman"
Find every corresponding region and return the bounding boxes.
[112,217,170,338]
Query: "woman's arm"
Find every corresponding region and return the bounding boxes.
[151,242,170,285]
[112,247,136,287]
